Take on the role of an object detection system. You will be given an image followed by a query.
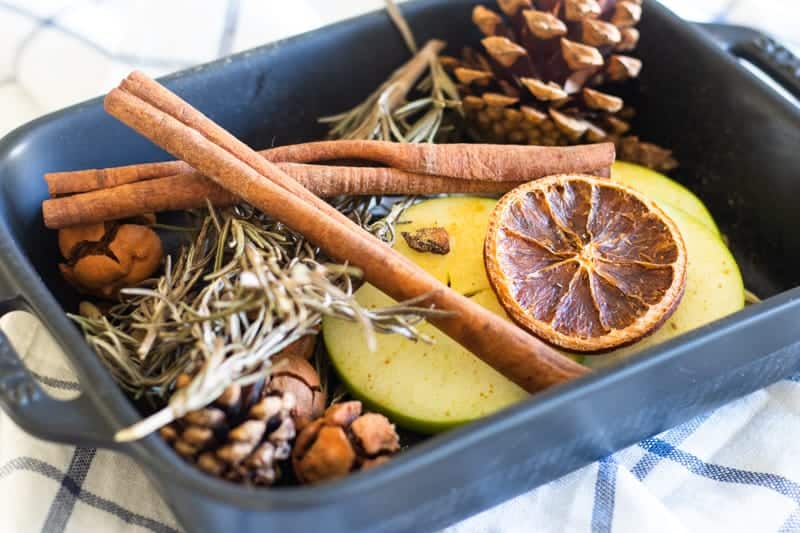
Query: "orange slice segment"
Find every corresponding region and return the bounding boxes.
[485,174,688,351]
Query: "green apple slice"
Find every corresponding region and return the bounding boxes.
[323,194,745,432]
[583,203,744,369]
[611,161,720,236]
[323,197,527,433]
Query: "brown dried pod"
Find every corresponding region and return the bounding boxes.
[401,227,451,255]
[292,401,400,484]
[280,333,318,360]
[58,219,162,299]
[267,354,326,431]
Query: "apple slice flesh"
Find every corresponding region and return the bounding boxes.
[611,161,720,236]
[323,195,744,432]
[323,197,527,433]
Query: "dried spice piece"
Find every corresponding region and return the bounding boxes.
[161,381,296,486]
[58,218,162,299]
[485,174,688,351]
[267,355,326,431]
[402,226,451,255]
[292,401,400,484]
[281,334,317,360]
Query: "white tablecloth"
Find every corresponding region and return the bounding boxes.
[1,1,799,532]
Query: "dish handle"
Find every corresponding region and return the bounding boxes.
[702,23,800,101]
[0,296,116,448]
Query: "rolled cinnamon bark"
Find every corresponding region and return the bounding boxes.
[43,164,529,229]
[45,140,614,196]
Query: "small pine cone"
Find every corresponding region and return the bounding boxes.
[159,337,324,486]
[292,401,400,484]
[162,388,296,487]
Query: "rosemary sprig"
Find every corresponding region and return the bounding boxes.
[319,1,461,144]
[320,51,461,143]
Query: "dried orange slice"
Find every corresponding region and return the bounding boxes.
[485,174,688,352]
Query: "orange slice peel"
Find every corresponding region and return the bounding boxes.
[485,174,688,352]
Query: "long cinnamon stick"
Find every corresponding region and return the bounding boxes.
[105,70,589,393]
[45,140,614,196]
[43,164,526,229]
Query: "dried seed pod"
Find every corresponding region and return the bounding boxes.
[58,220,163,299]
[280,333,318,360]
[160,332,324,486]
[292,401,400,484]
[401,227,451,255]
[267,355,326,431]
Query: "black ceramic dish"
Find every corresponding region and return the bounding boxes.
[1,1,799,531]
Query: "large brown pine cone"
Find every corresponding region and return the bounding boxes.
[446,1,675,171]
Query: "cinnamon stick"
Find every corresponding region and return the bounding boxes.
[43,164,526,229]
[45,140,613,196]
[104,70,589,393]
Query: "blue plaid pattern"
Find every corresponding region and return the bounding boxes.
[2,1,800,532]
[581,373,800,532]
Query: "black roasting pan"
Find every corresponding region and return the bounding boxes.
[1,1,799,531]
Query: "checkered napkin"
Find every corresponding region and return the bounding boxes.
[3,1,800,532]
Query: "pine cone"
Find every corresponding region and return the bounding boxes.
[292,401,400,484]
[160,381,296,486]
[616,135,678,173]
[449,1,657,156]
[159,335,325,485]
